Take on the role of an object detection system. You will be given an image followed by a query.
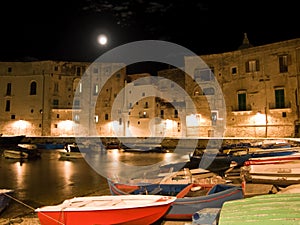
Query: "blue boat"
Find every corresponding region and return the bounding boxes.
[107,179,244,221]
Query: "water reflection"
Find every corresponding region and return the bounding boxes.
[0,148,192,218]
[85,149,190,182]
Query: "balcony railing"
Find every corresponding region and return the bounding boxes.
[269,101,291,109]
[231,105,252,112]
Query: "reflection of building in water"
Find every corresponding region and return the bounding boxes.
[1,35,300,138]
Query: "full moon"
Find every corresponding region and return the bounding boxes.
[98,34,108,46]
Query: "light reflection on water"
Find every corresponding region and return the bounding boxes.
[0,148,190,218]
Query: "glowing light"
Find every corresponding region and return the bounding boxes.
[254,112,265,124]
[97,34,108,46]
[186,114,201,126]
[58,120,74,131]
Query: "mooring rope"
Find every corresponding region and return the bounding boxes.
[4,193,65,225]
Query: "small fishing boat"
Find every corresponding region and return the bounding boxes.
[108,179,244,221]
[0,189,14,214]
[241,159,300,186]
[0,134,26,148]
[35,195,176,225]
[187,146,300,174]
[59,143,86,159]
[2,145,41,160]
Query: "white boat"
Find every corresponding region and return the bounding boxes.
[3,149,29,159]
[17,143,37,150]
[35,195,176,225]
[59,151,86,159]
[58,143,87,160]
[241,160,300,186]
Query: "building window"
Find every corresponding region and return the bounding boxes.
[231,67,237,75]
[94,115,99,123]
[194,68,215,81]
[174,109,178,118]
[53,99,59,107]
[275,89,285,108]
[144,102,148,108]
[74,99,80,108]
[11,114,15,119]
[105,114,109,120]
[7,67,12,73]
[5,100,10,112]
[76,67,81,76]
[56,114,60,118]
[6,83,11,96]
[245,59,260,72]
[54,66,58,71]
[211,112,217,126]
[119,118,122,125]
[203,87,215,95]
[74,114,80,122]
[54,82,59,92]
[160,110,164,119]
[279,55,288,73]
[30,81,37,95]
[282,112,287,118]
[238,93,246,111]
[93,67,99,73]
[94,84,99,95]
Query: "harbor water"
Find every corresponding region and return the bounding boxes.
[0,148,190,219]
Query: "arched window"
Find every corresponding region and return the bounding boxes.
[30,81,37,95]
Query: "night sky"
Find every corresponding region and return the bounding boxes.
[1,0,300,74]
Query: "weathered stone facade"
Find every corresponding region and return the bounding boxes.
[1,37,300,138]
[184,38,300,137]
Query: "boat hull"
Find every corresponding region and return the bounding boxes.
[59,152,86,159]
[36,195,176,225]
[0,135,25,148]
[0,189,14,214]
[164,184,244,220]
[241,160,300,186]
[108,179,244,221]
[3,150,29,159]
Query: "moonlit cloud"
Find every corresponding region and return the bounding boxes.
[82,0,208,29]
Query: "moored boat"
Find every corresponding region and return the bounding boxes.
[0,135,26,148]
[2,145,41,160]
[107,179,244,221]
[0,189,14,214]
[35,195,176,225]
[187,146,300,174]
[59,151,86,159]
[164,183,244,220]
[241,159,300,186]
[59,143,86,159]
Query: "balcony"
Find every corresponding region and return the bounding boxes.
[269,101,291,110]
[231,105,252,112]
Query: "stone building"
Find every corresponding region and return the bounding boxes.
[1,35,300,138]
[184,34,300,138]
[0,60,126,136]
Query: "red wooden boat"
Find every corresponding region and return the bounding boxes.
[35,195,176,225]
